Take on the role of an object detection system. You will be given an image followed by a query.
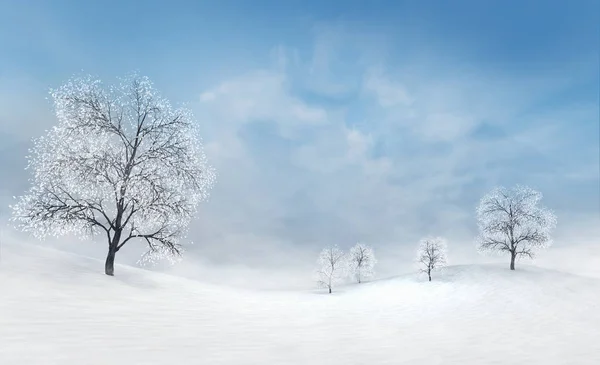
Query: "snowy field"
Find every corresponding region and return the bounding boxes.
[1,241,599,365]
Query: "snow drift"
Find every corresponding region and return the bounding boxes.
[1,242,599,365]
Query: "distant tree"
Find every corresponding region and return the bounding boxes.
[417,237,448,282]
[348,243,376,283]
[476,185,557,270]
[11,74,215,276]
[316,245,347,293]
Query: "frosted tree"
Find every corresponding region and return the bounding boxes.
[348,242,376,283]
[11,74,215,276]
[417,237,448,282]
[316,245,347,293]
[476,185,557,270]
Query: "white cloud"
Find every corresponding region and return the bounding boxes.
[364,69,414,107]
[345,127,373,160]
[198,70,328,139]
[421,112,477,142]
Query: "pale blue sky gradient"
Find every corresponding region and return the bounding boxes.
[0,0,598,282]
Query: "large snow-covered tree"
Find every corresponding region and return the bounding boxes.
[315,245,347,293]
[348,243,376,283]
[11,74,215,276]
[476,185,557,270]
[416,237,448,282]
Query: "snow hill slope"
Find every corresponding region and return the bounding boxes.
[1,242,599,365]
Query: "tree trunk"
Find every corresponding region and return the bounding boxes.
[510,252,516,270]
[105,247,116,276]
[328,286,332,294]
[105,229,122,276]
[428,272,432,282]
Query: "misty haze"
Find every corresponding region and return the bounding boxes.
[1,1,599,364]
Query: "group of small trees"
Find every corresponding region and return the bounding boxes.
[316,238,448,293]
[316,185,557,293]
[316,243,376,293]
[8,73,558,282]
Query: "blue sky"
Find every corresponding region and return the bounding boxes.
[0,0,598,283]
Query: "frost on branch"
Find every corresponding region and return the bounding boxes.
[348,243,376,283]
[416,237,447,282]
[476,185,557,270]
[315,245,347,294]
[11,73,216,276]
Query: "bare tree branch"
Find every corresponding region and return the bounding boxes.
[348,243,376,283]
[315,245,347,293]
[416,237,448,281]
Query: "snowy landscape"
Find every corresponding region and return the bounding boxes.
[2,240,600,365]
[1,1,599,364]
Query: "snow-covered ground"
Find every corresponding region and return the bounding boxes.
[1,242,599,365]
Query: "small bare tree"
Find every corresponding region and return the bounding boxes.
[348,242,376,283]
[11,74,215,276]
[417,237,447,282]
[476,185,557,270]
[316,245,347,293]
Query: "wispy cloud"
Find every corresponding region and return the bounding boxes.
[172,26,598,280]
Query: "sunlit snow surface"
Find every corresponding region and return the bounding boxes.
[1,242,598,364]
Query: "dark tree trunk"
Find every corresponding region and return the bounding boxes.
[105,229,122,276]
[428,271,432,282]
[510,251,516,270]
[105,247,116,276]
[328,286,332,294]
